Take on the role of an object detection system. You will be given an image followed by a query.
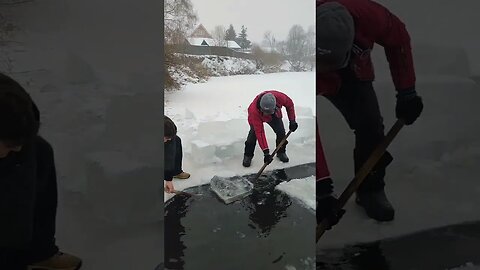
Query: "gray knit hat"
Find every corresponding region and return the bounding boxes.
[316,2,355,71]
[259,93,276,114]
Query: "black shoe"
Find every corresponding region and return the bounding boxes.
[276,152,289,163]
[242,155,253,167]
[356,189,395,222]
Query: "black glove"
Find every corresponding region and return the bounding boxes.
[289,121,298,132]
[263,149,273,164]
[317,178,345,230]
[396,88,423,125]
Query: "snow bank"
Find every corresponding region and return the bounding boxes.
[201,55,259,76]
[276,176,316,211]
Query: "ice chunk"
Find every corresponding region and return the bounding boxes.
[185,108,196,120]
[210,175,254,204]
[289,117,315,144]
[295,106,314,117]
[275,176,315,210]
[190,140,221,165]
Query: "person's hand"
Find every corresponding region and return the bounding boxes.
[317,178,345,230]
[289,121,298,132]
[395,88,423,125]
[165,181,175,193]
[263,149,273,164]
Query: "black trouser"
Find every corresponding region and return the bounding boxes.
[325,75,392,192]
[165,135,184,181]
[244,115,288,157]
[0,137,59,269]
[172,135,184,175]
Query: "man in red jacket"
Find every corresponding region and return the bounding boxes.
[316,0,424,224]
[242,90,298,167]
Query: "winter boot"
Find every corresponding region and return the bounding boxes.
[174,172,190,179]
[28,252,82,270]
[276,152,289,163]
[355,189,395,222]
[242,155,253,167]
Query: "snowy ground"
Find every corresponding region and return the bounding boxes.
[164,72,316,202]
[276,176,316,211]
[317,74,480,251]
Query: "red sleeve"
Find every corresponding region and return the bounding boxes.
[316,123,331,181]
[283,93,296,121]
[248,108,269,151]
[356,0,416,91]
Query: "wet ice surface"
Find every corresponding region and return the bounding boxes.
[317,221,480,270]
[210,175,254,204]
[164,163,315,270]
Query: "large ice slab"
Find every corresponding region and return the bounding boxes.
[210,175,253,204]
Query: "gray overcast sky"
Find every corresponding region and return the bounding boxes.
[191,0,314,45]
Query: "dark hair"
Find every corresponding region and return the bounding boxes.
[0,73,40,146]
[164,116,176,138]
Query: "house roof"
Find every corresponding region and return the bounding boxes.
[189,24,213,39]
[227,40,241,49]
[187,37,215,46]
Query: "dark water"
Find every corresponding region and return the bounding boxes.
[317,221,480,270]
[165,163,316,270]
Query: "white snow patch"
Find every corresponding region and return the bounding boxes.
[276,176,316,210]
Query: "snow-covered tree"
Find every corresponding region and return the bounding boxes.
[236,25,251,49]
[211,25,227,47]
[282,25,309,71]
[262,31,276,53]
[164,0,197,45]
[225,24,236,41]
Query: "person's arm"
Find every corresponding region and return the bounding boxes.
[277,92,296,121]
[356,0,416,92]
[248,112,269,152]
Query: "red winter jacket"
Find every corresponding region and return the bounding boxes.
[316,0,416,182]
[247,90,296,151]
[316,0,416,96]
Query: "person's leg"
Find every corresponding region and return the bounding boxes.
[173,135,183,175]
[243,126,257,167]
[267,115,288,162]
[324,81,394,221]
[172,136,189,179]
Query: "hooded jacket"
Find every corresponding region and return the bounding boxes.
[247,90,296,151]
[0,98,49,250]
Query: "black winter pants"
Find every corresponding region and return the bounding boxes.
[324,77,392,191]
[244,115,288,157]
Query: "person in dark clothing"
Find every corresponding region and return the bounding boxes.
[316,0,424,225]
[242,90,298,167]
[0,73,81,269]
[164,116,190,193]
